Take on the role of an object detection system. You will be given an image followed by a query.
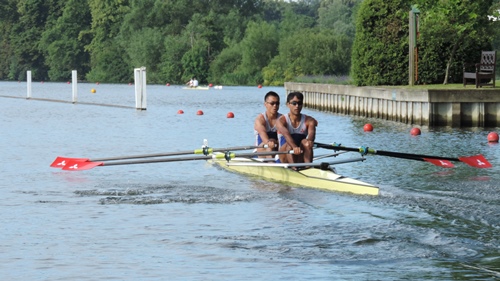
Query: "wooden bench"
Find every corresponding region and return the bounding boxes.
[463,51,496,88]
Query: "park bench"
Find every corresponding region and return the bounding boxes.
[463,51,496,88]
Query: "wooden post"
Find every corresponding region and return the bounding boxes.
[409,6,420,86]
[409,11,416,86]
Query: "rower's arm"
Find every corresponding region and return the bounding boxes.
[276,116,299,149]
[254,115,270,144]
[305,116,318,142]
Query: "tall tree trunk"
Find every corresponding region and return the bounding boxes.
[443,33,465,85]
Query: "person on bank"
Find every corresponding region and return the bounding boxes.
[254,91,282,158]
[278,91,318,164]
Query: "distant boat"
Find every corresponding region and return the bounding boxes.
[182,86,210,90]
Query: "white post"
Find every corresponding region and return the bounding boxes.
[134,67,147,110]
[72,70,78,103]
[27,70,32,99]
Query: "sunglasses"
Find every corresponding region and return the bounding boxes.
[289,101,303,106]
[266,101,279,106]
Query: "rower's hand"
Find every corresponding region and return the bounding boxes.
[292,146,302,155]
[267,140,277,149]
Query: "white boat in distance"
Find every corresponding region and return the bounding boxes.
[182,86,210,90]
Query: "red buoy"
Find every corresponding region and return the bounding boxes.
[410,128,421,136]
[227,112,234,118]
[258,84,262,88]
[487,132,499,142]
[166,83,170,86]
[209,83,213,87]
[196,110,204,115]
[363,123,373,132]
[177,110,184,114]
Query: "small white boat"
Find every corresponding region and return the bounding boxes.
[182,86,210,90]
[210,156,379,196]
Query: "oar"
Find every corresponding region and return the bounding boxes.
[314,142,492,168]
[61,151,294,171]
[50,145,265,168]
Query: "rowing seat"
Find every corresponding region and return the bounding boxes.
[463,51,497,88]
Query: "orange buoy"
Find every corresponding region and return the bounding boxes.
[177,110,184,114]
[196,110,204,115]
[410,127,421,136]
[487,132,499,142]
[363,123,373,132]
[227,112,234,118]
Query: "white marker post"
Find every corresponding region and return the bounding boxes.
[27,70,32,99]
[134,67,147,110]
[72,70,78,103]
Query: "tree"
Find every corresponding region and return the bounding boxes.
[263,29,351,85]
[84,0,130,82]
[9,0,57,80]
[39,0,91,81]
[237,20,280,84]
[351,0,411,86]
[417,0,494,85]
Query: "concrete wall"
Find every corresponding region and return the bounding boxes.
[284,82,500,127]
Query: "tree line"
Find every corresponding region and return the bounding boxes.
[0,0,498,86]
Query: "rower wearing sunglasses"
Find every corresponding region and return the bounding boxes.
[277,91,318,164]
[254,91,282,158]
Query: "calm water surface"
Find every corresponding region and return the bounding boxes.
[1,81,499,280]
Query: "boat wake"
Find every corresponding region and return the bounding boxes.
[74,183,264,205]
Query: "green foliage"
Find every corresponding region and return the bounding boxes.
[318,0,361,37]
[2,0,498,86]
[208,44,242,85]
[237,21,279,84]
[263,29,352,85]
[159,35,190,84]
[351,0,411,86]
[415,0,494,84]
[86,41,131,82]
[39,0,91,81]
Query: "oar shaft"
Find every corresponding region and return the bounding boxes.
[314,142,459,161]
[91,145,262,161]
[96,151,293,167]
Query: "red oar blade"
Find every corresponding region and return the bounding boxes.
[423,158,455,168]
[459,155,492,168]
[62,161,103,171]
[50,157,89,168]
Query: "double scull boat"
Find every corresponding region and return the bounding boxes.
[210,155,379,196]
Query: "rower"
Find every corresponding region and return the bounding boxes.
[277,91,318,164]
[254,91,282,159]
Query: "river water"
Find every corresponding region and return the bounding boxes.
[1,81,498,280]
